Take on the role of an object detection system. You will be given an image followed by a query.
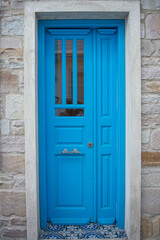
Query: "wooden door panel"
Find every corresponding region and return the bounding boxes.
[45,29,94,225]
[97,30,117,224]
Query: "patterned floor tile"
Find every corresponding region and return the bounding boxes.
[40,223,127,239]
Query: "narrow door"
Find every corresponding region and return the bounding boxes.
[96,29,117,224]
[45,29,94,225]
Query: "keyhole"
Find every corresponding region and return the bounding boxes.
[88,142,93,148]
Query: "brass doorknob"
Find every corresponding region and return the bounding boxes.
[88,142,93,148]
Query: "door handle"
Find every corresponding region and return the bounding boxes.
[61,148,80,154]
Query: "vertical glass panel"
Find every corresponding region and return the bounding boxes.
[55,40,62,104]
[66,40,73,104]
[77,40,84,104]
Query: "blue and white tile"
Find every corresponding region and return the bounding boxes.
[40,223,127,239]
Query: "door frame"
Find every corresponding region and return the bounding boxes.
[38,20,125,228]
[24,1,141,240]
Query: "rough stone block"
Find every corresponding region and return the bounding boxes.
[0,191,26,217]
[142,144,150,152]
[19,71,24,92]
[11,217,26,226]
[0,71,19,93]
[0,182,13,189]
[142,152,160,166]
[146,14,160,39]
[0,154,25,173]
[146,82,160,93]
[141,23,145,38]
[142,115,160,127]
[1,16,24,36]
[142,104,160,114]
[142,129,150,144]
[2,227,27,238]
[0,136,25,153]
[8,58,24,69]
[141,40,155,56]
[142,66,160,80]
[11,120,24,135]
[0,219,9,227]
[142,188,160,215]
[152,216,160,237]
[151,129,160,150]
[0,0,9,8]
[142,94,160,104]
[0,48,23,57]
[0,97,5,119]
[6,94,24,119]
[0,37,22,48]
[142,166,160,187]
[158,41,160,56]
[11,0,24,9]
[142,57,160,65]
[0,120,9,135]
[13,175,25,190]
[0,173,13,182]
[141,216,153,237]
[142,0,160,10]
[0,59,7,69]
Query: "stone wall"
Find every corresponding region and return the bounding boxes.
[141,0,160,239]
[0,0,160,239]
[0,0,26,239]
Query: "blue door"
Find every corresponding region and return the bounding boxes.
[39,20,125,228]
[97,29,117,224]
[46,29,94,225]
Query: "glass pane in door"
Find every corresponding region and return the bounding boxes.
[77,40,84,104]
[55,40,62,104]
[55,109,84,116]
[66,40,73,104]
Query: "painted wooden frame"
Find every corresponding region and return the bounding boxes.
[38,19,125,229]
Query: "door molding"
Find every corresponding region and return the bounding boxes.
[24,1,141,240]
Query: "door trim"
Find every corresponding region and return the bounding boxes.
[24,1,141,240]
